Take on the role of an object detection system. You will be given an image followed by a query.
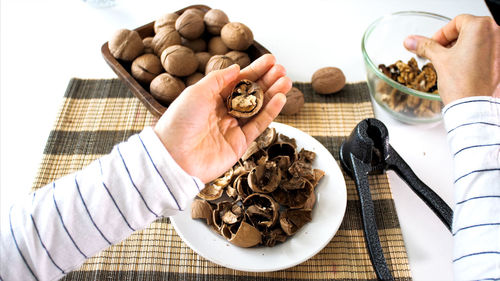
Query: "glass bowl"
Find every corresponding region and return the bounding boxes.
[362,11,450,124]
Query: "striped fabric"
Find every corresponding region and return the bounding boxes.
[28,79,411,280]
[442,96,500,280]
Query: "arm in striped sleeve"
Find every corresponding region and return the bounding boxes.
[0,127,203,281]
[442,97,500,280]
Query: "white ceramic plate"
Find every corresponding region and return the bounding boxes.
[170,122,347,272]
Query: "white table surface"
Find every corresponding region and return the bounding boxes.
[0,0,491,280]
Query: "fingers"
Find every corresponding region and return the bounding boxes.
[264,76,292,104]
[190,64,240,99]
[239,54,276,83]
[403,35,446,61]
[431,14,473,46]
[256,64,287,92]
[242,93,286,145]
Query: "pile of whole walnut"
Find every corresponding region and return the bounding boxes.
[191,127,325,248]
[377,58,442,117]
[109,7,255,104]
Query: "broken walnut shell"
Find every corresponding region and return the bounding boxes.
[279,209,312,236]
[191,199,214,226]
[243,193,280,229]
[228,221,262,248]
[248,161,281,193]
[226,79,264,118]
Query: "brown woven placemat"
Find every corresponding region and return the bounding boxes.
[33,79,412,280]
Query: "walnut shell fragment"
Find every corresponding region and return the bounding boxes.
[248,161,281,193]
[191,199,214,226]
[226,79,264,118]
[198,168,234,200]
[227,221,262,248]
[243,193,280,229]
[280,209,312,236]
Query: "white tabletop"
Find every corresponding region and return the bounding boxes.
[0,0,492,280]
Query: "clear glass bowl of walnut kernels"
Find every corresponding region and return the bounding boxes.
[362,11,450,124]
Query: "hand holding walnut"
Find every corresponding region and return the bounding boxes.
[153,54,292,183]
[403,14,500,105]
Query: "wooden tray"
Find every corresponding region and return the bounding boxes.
[101,4,271,117]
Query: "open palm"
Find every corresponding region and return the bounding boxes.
[154,54,292,183]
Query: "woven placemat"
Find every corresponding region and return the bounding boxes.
[33,79,412,280]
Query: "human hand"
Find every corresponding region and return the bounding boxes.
[403,14,500,105]
[153,54,292,183]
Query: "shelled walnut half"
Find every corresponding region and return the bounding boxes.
[226,79,263,118]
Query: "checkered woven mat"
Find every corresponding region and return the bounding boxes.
[33,79,412,280]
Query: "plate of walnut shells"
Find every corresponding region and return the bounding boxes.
[170,122,347,272]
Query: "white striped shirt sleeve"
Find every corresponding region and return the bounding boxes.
[0,127,203,281]
[442,96,500,280]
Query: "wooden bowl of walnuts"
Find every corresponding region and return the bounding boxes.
[101,4,270,117]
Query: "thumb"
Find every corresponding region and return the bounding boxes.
[404,35,446,61]
[190,64,240,99]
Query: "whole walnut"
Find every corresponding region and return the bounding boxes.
[109,29,144,61]
[161,45,198,77]
[195,52,212,73]
[152,27,181,56]
[150,73,186,103]
[311,67,346,94]
[181,38,206,52]
[142,37,154,54]
[225,51,251,68]
[204,9,229,35]
[154,13,179,34]
[208,36,229,55]
[185,72,205,86]
[205,55,234,74]
[184,8,205,18]
[221,22,253,51]
[280,87,304,115]
[131,54,163,84]
[175,10,205,40]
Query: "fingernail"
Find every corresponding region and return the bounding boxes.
[404,36,417,51]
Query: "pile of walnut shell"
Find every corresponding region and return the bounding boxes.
[108,7,255,105]
[191,127,325,248]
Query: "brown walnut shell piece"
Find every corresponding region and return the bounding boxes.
[311,67,346,94]
[227,221,262,247]
[191,199,214,226]
[243,193,280,229]
[279,209,312,236]
[241,127,277,161]
[248,161,281,193]
[198,168,234,201]
[226,79,264,118]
